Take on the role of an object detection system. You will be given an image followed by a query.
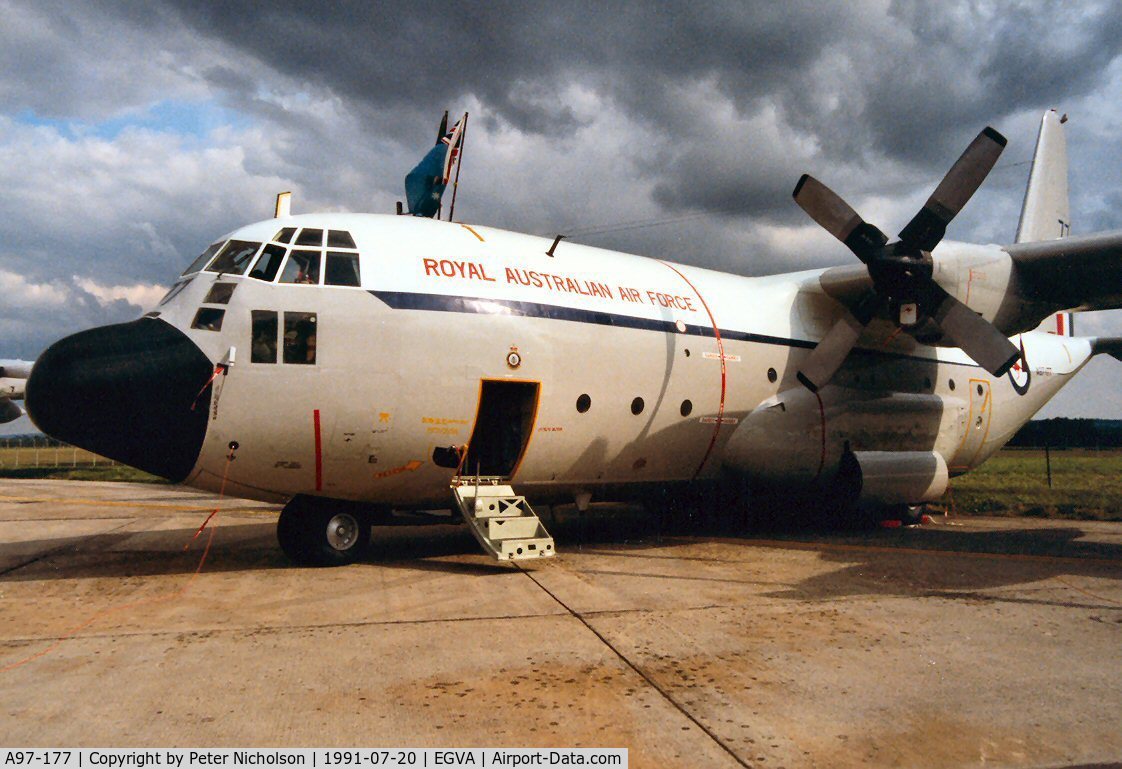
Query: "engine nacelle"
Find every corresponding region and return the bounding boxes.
[839,450,948,504]
[723,385,959,503]
[723,387,838,483]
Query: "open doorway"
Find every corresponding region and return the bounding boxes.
[463,380,539,478]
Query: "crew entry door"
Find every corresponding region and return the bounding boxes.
[463,380,540,479]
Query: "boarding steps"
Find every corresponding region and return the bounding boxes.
[451,477,555,561]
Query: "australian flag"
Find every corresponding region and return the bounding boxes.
[405,112,465,217]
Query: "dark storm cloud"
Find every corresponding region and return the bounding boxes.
[852,0,1122,163]
[157,1,844,136]
[2,0,1119,255]
[0,1,203,118]
[142,0,1122,223]
[8,0,1121,229]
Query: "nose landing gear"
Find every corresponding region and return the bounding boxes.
[878,502,928,527]
[277,495,372,566]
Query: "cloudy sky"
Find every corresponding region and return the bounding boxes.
[2,0,1121,434]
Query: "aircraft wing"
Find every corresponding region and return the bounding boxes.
[1006,229,1122,312]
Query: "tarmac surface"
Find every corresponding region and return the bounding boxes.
[1,479,1121,768]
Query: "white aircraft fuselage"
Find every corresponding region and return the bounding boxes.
[35,213,1082,509]
[26,111,1118,565]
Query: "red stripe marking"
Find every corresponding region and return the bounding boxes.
[190,364,224,412]
[313,409,323,491]
[659,261,726,479]
[1056,314,1065,335]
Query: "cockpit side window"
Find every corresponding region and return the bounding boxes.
[251,310,278,363]
[295,228,324,247]
[325,252,361,286]
[283,312,317,364]
[274,227,297,244]
[191,307,225,331]
[249,243,287,282]
[203,282,237,304]
[182,242,224,275]
[206,240,262,275]
[279,250,322,284]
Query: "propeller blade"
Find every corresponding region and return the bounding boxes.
[797,292,880,392]
[898,127,1007,252]
[926,283,1019,376]
[793,175,887,262]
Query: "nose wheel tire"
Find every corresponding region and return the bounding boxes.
[277,496,371,566]
[325,513,361,551]
[898,503,927,526]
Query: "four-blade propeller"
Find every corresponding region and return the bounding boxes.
[793,127,1020,392]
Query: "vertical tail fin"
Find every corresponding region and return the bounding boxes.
[1016,109,1070,243]
[1018,109,1076,337]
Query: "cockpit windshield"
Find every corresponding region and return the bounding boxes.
[181,242,225,276]
[279,250,321,284]
[206,240,263,276]
[249,243,287,282]
[295,228,324,247]
[180,227,361,286]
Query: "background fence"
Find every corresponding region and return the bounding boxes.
[0,436,116,469]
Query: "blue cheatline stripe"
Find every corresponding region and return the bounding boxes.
[369,290,814,348]
[368,290,984,369]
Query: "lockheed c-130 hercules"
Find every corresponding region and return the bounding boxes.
[23,110,1122,566]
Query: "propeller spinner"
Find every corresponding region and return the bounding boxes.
[793,127,1020,392]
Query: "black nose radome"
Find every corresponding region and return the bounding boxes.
[26,318,214,482]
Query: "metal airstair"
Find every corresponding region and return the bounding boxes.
[451,477,555,561]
